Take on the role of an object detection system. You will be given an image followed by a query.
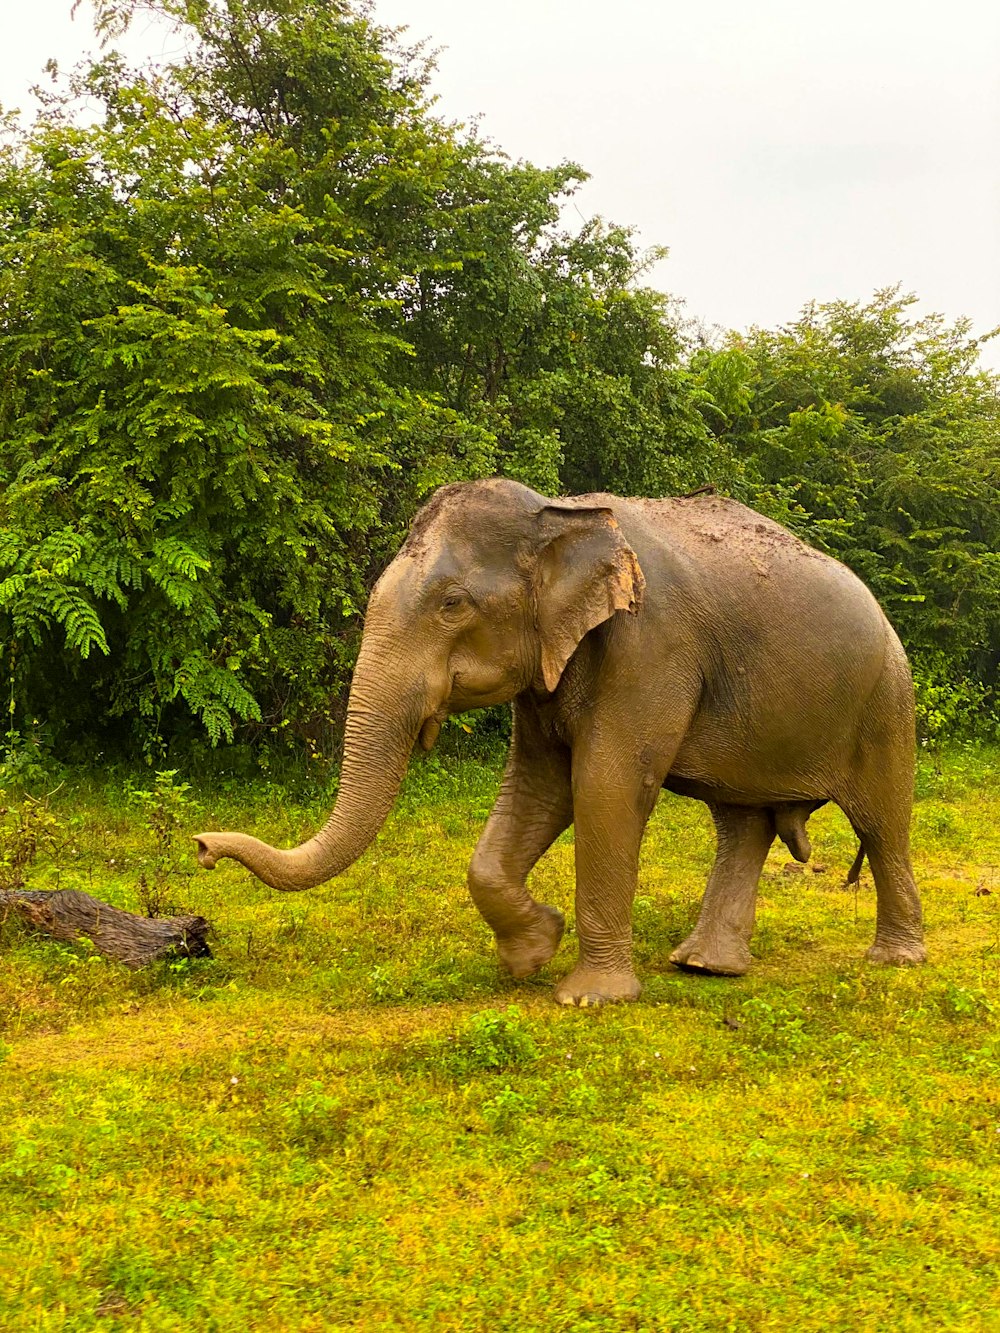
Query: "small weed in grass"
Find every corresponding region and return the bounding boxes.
[282,1080,351,1153]
[447,1005,540,1073]
[482,1084,536,1133]
[408,1005,541,1081]
[126,769,194,917]
[0,788,63,892]
[936,980,993,1022]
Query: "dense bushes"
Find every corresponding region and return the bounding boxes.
[1,0,997,766]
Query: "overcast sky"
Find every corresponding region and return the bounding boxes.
[3,0,999,368]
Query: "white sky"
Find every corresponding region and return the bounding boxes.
[3,0,999,368]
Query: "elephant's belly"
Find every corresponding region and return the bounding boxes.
[665,728,844,805]
[664,772,828,806]
[663,666,867,805]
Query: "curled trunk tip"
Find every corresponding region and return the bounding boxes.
[191,638,431,893]
[194,834,219,869]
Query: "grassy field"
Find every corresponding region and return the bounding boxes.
[2,745,1000,1331]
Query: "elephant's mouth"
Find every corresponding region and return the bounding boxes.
[446,668,516,713]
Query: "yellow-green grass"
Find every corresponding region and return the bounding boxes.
[2,749,1000,1331]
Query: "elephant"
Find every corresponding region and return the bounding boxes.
[195,478,926,1006]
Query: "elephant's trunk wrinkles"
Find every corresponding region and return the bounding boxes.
[195,642,428,892]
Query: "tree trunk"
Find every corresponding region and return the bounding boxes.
[0,889,211,967]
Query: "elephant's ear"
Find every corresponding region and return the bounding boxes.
[533,504,645,692]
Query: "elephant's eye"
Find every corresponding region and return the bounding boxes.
[441,591,467,612]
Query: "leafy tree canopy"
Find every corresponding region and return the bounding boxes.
[0,1,996,767]
[1,0,716,759]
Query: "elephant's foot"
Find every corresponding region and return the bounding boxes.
[496,904,565,979]
[670,929,751,977]
[865,937,927,966]
[554,965,641,1008]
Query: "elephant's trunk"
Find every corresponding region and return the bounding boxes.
[194,627,432,891]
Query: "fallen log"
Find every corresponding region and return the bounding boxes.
[0,889,211,967]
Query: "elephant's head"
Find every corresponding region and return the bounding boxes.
[194,479,644,890]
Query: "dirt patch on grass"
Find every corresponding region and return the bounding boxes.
[2,998,482,1077]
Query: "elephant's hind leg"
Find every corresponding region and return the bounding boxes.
[840,805,925,965]
[467,702,573,980]
[670,804,775,976]
[840,660,925,966]
[863,834,925,965]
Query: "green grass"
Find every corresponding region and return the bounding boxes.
[2,746,1000,1330]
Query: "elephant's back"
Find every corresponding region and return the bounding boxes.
[617,493,890,638]
[607,494,908,798]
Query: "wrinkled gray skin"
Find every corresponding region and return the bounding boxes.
[196,480,926,1006]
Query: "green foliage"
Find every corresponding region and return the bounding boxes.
[281,1079,350,1153]
[450,1005,539,1072]
[0,789,63,892]
[481,1083,536,1133]
[125,768,193,915]
[1,0,717,760]
[428,1005,540,1079]
[936,981,993,1024]
[912,654,989,750]
[1,8,997,757]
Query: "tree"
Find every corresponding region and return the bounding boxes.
[1,0,708,760]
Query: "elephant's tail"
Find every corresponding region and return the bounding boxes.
[846,841,866,885]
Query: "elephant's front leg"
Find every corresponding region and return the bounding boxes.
[554,747,664,1008]
[670,803,775,976]
[467,706,573,980]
